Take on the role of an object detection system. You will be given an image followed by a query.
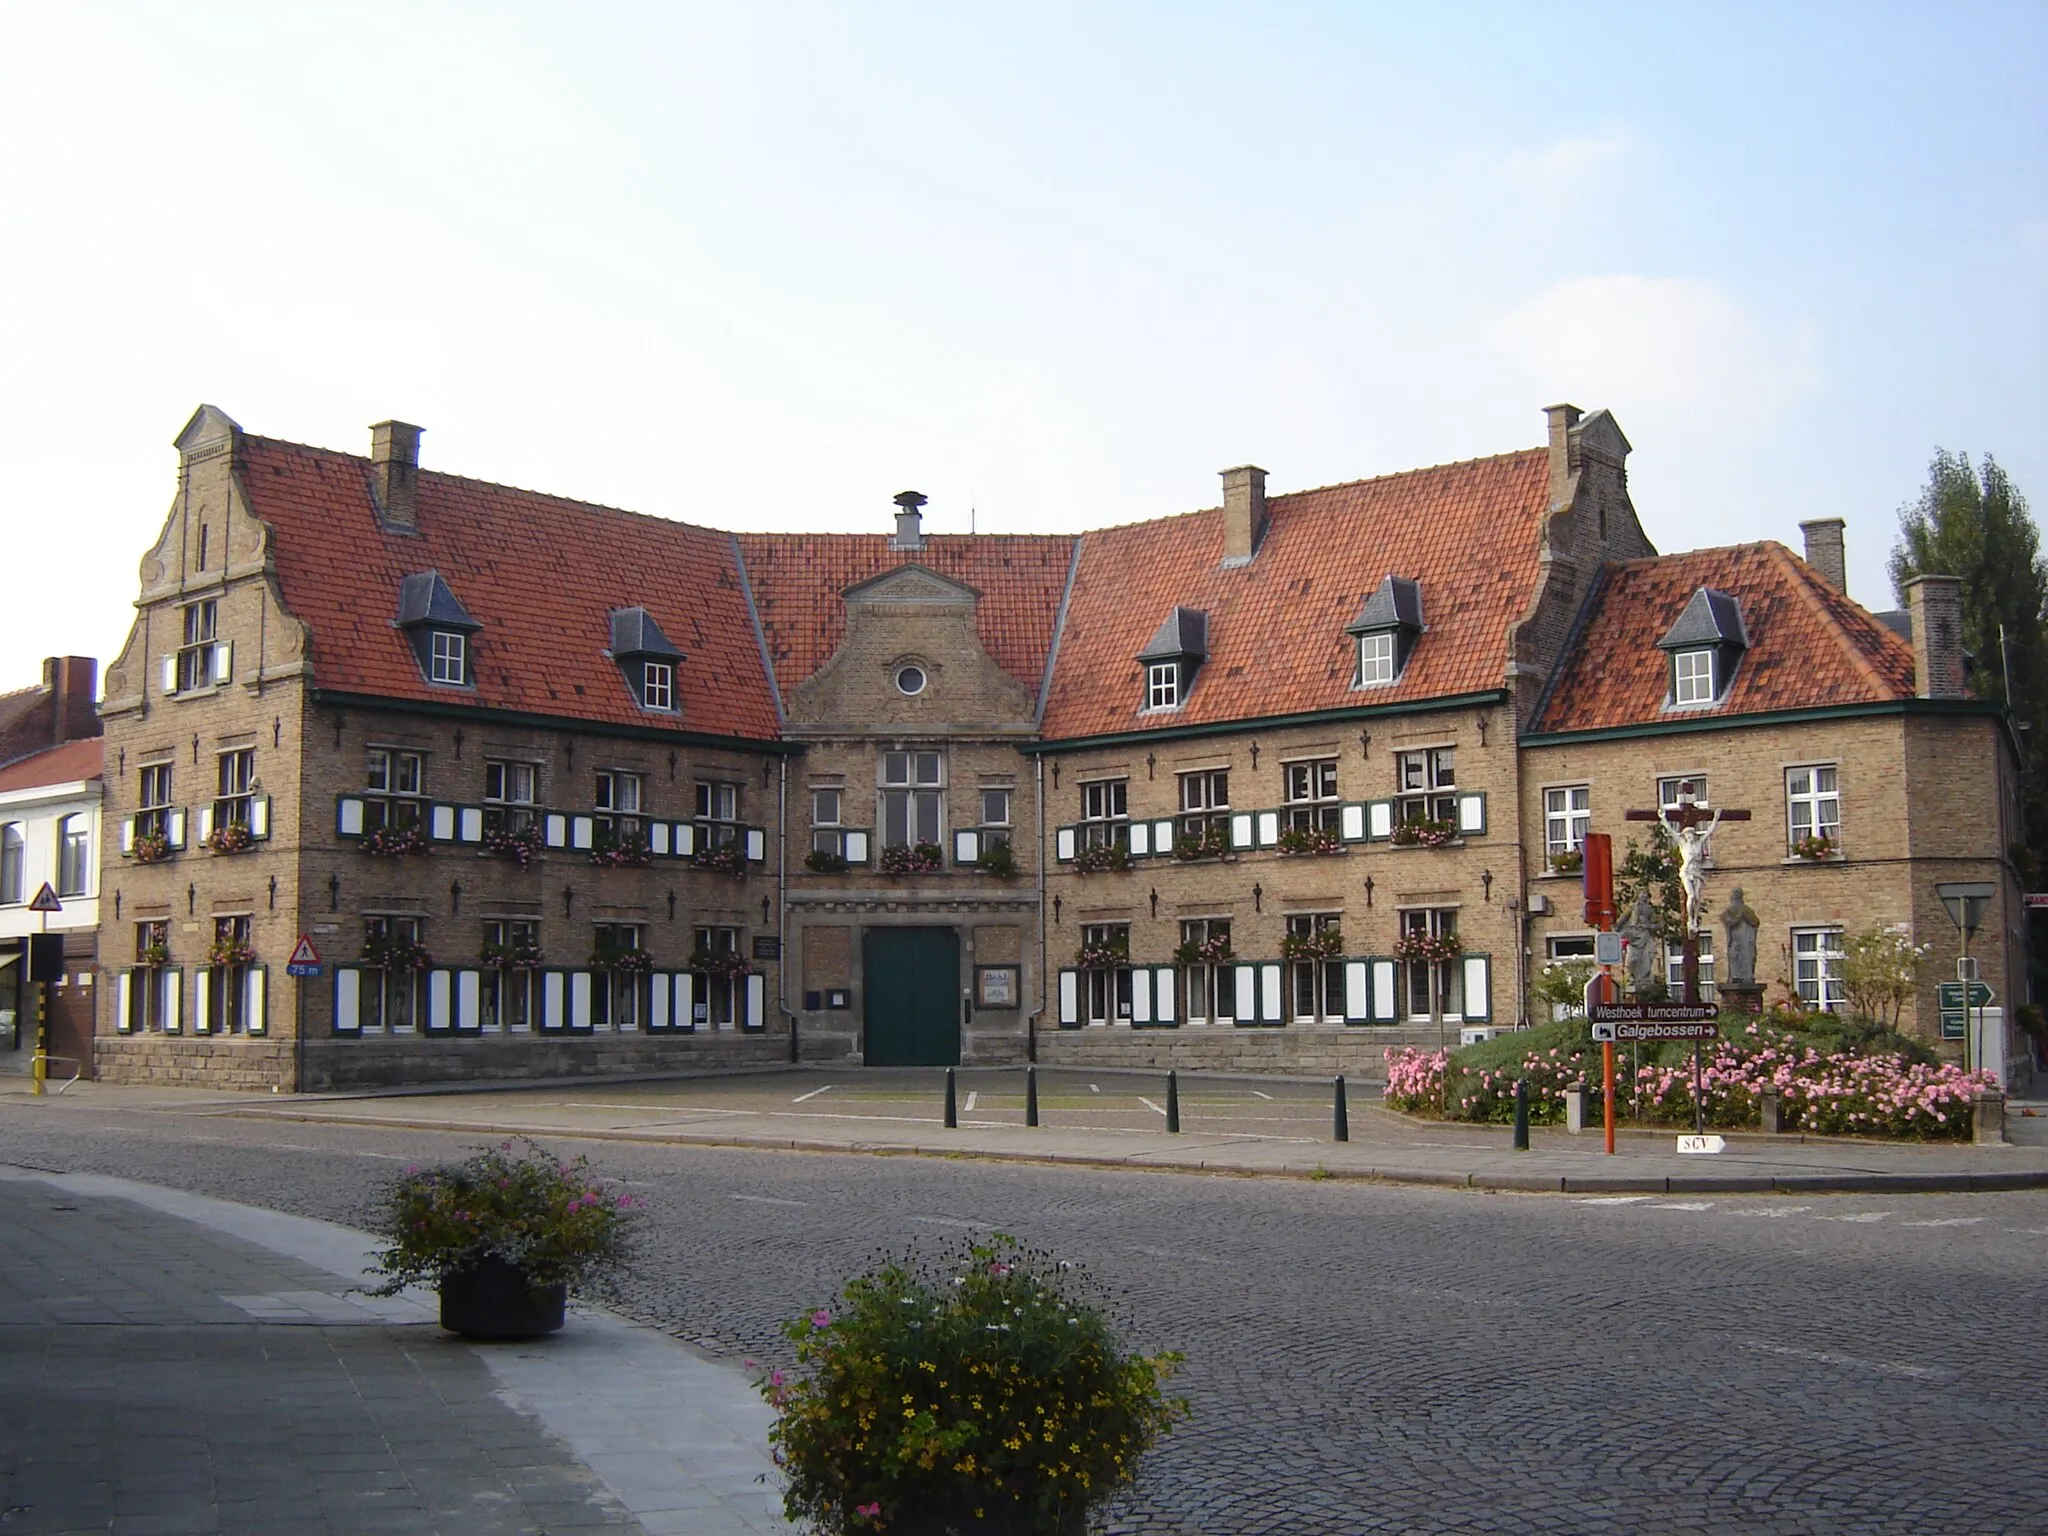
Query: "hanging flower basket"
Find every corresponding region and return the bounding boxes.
[975,840,1019,878]
[1172,935,1234,967]
[1172,829,1229,861]
[693,845,749,876]
[1389,818,1456,849]
[687,949,752,980]
[136,942,171,967]
[804,848,850,873]
[204,821,255,855]
[480,939,546,971]
[1280,929,1344,961]
[878,842,944,875]
[1276,826,1342,856]
[1073,842,1132,874]
[482,825,545,868]
[132,831,173,864]
[1547,847,1584,874]
[589,830,653,868]
[1075,943,1130,970]
[591,946,654,976]
[362,938,436,972]
[206,938,257,968]
[1392,932,1463,965]
[362,823,430,859]
[1791,834,1837,862]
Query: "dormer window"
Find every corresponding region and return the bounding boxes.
[1658,587,1747,709]
[395,572,481,689]
[609,606,686,715]
[1346,575,1423,689]
[1137,607,1206,714]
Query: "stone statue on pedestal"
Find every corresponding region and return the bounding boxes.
[1719,887,1761,986]
[1618,892,1659,997]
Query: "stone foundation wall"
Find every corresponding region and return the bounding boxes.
[299,1033,789,1092]
[96,1035,297,1091]
[1032,1024,1449,1077]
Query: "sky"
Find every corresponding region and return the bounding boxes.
[2,2,2043,680]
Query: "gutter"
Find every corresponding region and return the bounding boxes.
[1026,689,1512,756]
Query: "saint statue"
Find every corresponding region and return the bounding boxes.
[1658,807,1723,931]
[1617,891,1659,996]
[1719,887,1761,987]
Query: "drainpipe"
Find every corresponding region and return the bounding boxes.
[1028,754,1045,1061]
[779,756,798,1062]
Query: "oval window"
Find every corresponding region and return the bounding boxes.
[896,665,927,696]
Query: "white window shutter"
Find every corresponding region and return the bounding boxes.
[250,796,270,839]
[211,640,233,685]
[1154,819,1174,852]
[426,969,452,1032]
[163,968,183,1034]
[197,805,214,843]
[545,814,568,849]
[1256,811,1280,847]
[569,971,592,1030]
[1457,792,1486,836]
[333,968,359,1034]
[121,816,136,855]
[1234,965,1257,1023]
[1055,826,1077,862]
[1340,803,1366,842]
[845,829,868,863]
[161,655,178,694]
[955,829,979,864]
[457,969,481,1030]
[1230,813,1254,850]
[458,807,484,842]
[1259,962,1283,1023]
[116,971,133,1033]
[1372,960,1397,1021]
[650,822,671,856]
[1345,960,1370,1022]
[745,973,765,1028]
[194,969,211,1034]
[746,828,766,862]
[650,973,671,1030]
[571,815,594,850]
[540,970,565,1030]
[1131,968,1152,1024]
[1127,822,1151,857]
[430,804,456,840]
[1058,969,1079,1026]
[675,822,695,856]
[1462,954,1491,1022]
[337,797,364,836]
[1367,800,1394,840]
[167,808,186,849]
[677,971,697,1031]
[1153,968,1176,1024]
[246,966,268,1035]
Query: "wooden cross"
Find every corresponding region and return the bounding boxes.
[1621,802,1751,1006]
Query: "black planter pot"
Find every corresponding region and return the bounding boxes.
[438,1255,567,1340]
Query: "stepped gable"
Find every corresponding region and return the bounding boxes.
[1532,541,1919,734]
[735,533,1078,698]
[1039,449,1552,739]
[0,738,102,793]
[236,437,782,740]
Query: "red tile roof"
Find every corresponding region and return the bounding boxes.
[238,438,784,741]
[0,738,102,793]
[1531,542,1919,734]
[1039,451,1553,739]
[736,534,1078,699]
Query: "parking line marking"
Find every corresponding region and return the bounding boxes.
[1652,1202,1714,1212]
[730,1194,808,1208]
[1252,1090,1274,1101]
[1732,1206,1810,1218]
[909,1215,989,1230]
[1137,1097,1168,1117]
[792,1085,834,1103]
[1574,1196,1652,1205]
[964,1092,978,1112]
[1089,1084,1101,1093]
[1821,1212,1891,1223]
[1902,1217,1985,1227]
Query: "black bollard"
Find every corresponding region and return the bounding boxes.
[1333,1074,1350,1142]
[944,1068,958,1129]
[1025,1065,1039,1127]
[1512,1077,1530,1151]
[1165,1069,1181,1133]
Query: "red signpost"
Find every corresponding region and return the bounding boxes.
[1582,834,1617,1155]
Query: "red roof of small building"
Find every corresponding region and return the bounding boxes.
[736,534,1078,699]
[1039,451,1553,739]
[238,438,784,741]
[0,738,103,793]
[1531,542,1919,734]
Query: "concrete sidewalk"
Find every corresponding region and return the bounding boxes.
[182,1073,2048,1196]
[0,1164,789,1536]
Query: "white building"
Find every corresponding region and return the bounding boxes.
[0,737,103,1075]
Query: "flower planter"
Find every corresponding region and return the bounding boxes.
[439,1254,567,1340]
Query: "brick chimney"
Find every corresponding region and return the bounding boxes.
[1905,574,1967,698]
[1220,465,1268,567]
[1799,518,1847,594]
[45,657,97,745]
[1544,402,1582,505]
[891,490,927,551]
[370,420,423,533]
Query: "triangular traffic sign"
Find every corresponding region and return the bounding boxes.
[287,934,322,967]
[27,883,62,914]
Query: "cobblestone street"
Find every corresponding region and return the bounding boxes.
[5,1094,2045,1534]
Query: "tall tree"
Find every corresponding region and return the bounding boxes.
[1890,450,2047,874]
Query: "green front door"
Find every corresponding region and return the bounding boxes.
[863,927,961,1067]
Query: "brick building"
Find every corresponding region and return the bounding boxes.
[93,405,2022,1089]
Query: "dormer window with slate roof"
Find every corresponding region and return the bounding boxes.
[1136,607,1208,713]
[1346,575,1423,688]
[395,572,481,688]
[1658,587,1748,709]
[609,606,687,715]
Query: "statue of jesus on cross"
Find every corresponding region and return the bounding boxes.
[1623,798,1752,1005]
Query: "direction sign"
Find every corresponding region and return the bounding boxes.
[1937,981,1993,1010]
[285,934,324,978]
[1676,1134,1727,1155]
[26,883,61,914]
[2025,893,2048,910]
[1589,1001,1718,1043]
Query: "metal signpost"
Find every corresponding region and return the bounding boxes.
[286,935,323,1095]
[1581,833,1618,1155]
[1934,882,1995,1074]
[26,884,60,1096]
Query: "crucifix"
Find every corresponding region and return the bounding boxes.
[1622,800,1750,1004]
